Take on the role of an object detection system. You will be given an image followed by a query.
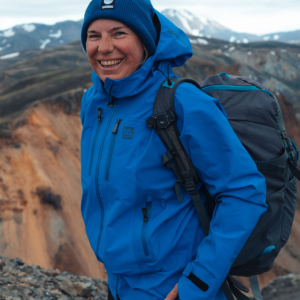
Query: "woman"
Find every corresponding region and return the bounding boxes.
[80,1,267,299]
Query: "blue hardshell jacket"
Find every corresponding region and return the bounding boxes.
[80,11,267,300]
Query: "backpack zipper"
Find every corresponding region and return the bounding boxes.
[202,85,259,92]
[105,119,122,181]
[88,108,102,176]
[95,99,118,257]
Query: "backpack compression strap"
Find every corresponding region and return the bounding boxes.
[146,78,255,300]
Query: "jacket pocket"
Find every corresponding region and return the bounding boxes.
[105,119,122,181]
[88,122,102,176]
[141,201,152,256]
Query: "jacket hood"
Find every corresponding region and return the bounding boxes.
[92,10,193,98]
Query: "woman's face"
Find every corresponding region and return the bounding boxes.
[86,19,145,82]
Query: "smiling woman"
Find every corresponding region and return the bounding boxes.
[79,1,267,300]
[86,19,146,82]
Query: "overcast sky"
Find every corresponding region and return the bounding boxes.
[0,0,299,35]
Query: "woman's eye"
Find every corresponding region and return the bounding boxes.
[88,34,99,39]
[115,32,126,37]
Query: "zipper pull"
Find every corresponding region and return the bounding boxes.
[112,119,122,134]
[98,108,102,124]
[142,208,148,223]
[107,96,116,107]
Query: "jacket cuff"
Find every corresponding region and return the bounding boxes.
[177,263,218,300]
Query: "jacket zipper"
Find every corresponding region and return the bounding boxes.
[105,119,122,181]
[88,108,102,176]
[95,98,117,257]
[116,275,120,300]
[141,202,152,256]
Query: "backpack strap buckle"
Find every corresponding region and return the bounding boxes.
[146,111,177,129]
[185,182,197,194]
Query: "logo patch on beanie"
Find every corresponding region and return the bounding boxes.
[102,0,115,9]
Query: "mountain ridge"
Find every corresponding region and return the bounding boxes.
[0,9,299,55]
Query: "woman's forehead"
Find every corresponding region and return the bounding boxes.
[87,19,129,32]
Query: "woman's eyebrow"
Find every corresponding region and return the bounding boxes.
[110,26,128,31]
[87,26,128,34]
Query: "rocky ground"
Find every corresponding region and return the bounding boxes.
[0,257,108,300]
[261,274,300,300]
[0,256,299,300]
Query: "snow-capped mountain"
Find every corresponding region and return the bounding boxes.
[162,9,300,44]
[0,9,299,56]
[0,20,83,54]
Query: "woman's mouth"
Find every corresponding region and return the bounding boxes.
[98,59,124,69]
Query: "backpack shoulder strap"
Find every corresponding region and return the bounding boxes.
[146,77,210,235]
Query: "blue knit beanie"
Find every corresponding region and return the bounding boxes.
[81,0,157,56]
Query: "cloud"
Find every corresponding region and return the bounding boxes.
[0,0,299,35]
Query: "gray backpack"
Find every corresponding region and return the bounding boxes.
[146,73,299,300]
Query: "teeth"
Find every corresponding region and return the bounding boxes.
[100,59,122,66]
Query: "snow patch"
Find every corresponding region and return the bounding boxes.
[6,44,11,48]
[40,39,51,49]
[298,54,300,58]
[198,16,208,25]
[270,51,276,56]
[49,29,62,38]
[206,35,211,39]
[190,39,197,44]
[180,10,194,22]
[263,36,270,41]
[224,45,228,49]
[229,36,236,43]
[198,38,208,45]
[228,46,235,52]
[236,40,240,44]
[224,53,230,57]
[59,40,64,44]
[1,39,7,44]
[248,51,252,55]
[0,47,3,52]
[0,28,15,37]
[22,24,36,32]
[0,52,20,60]
[243,38,249,44]
[273,35,279,40]
[175,12,193,34]
[280,49,287,52]
[191,29,202,36]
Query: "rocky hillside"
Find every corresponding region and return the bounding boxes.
[0,256,107,299]
[0,256,298,299]
[0,37,299,288]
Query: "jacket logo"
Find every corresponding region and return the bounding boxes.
[122,127,134,139]
[102,0,115,9]
[168,29,186,45]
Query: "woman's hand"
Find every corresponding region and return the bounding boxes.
[165,283,178,300]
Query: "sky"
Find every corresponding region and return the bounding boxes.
[0,0,299,35]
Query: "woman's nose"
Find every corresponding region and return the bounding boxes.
[97,36,114,54]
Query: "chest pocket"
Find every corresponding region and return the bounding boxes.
[102,120,143,201]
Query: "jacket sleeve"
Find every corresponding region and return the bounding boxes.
[174,83,267,300]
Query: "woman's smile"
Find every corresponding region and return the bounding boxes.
[99,59,124,68]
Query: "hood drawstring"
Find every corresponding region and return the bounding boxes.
[155,61,172,86]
